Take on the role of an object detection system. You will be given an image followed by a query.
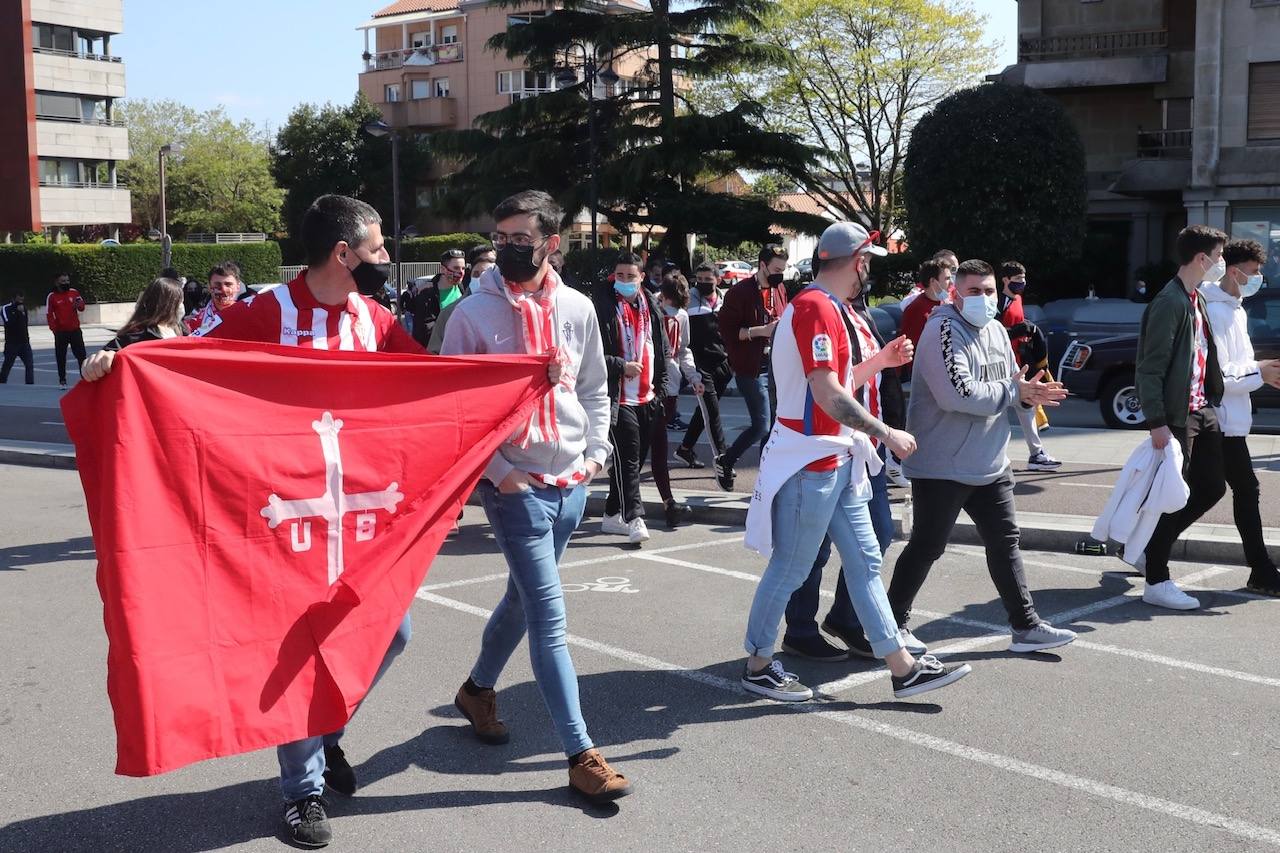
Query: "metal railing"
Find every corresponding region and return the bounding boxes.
[32,46,122,63]
[185,233,268,244]
[1019,29,1168,61]
[35,113,125,127]
[38,180,126,189]
[1136,128,1192,159]
[278,262,441,287]
[362,44,465,73]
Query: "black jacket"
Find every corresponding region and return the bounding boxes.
[592,283,671,423]
[104,327,184,351]
[850,298,905,430]
[685,291,729,376]
[1,301,29,345]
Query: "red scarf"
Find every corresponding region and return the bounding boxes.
[499,267,572,447]
[616,293,653,405]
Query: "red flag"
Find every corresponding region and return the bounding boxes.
[61,338,549,776]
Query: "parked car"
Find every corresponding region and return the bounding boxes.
[1054,289,1280,428]
[715,261,753,284]
[796,257,814,284]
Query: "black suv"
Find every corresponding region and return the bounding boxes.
[1052,289,1280,429]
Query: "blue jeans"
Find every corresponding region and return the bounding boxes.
[278,612,412,801]
[744,462,903,659]
[785,445,893,639]
[471,481,593,757]
[724,373,771,467]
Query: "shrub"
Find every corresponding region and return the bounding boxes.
[399,233,489,262]
[869,251,920,299]
[0,242,282,304]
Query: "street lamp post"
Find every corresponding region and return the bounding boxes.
[363,119,403,318]
[556,45,618,252]
[158,143,173,270]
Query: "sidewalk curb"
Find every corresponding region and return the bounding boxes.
[5,445,1272,567]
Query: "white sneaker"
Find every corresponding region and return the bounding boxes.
[627,517,650,544]
[1143,580,1200,611]
[884,456,909,487]
[601,514,629,536]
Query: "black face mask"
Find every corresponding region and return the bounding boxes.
[766,272,785,287]
[57,282,70,292]
[347,258,391,297]
[496,243,542,284]
[695,280,716,295]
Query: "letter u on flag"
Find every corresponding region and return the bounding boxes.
[61,338,551,776]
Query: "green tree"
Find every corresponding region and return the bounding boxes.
[693,0,993,242]
[903,83,1087,297]
[270,94,432,241]
[432,0,829,270]
[117,99,283,235]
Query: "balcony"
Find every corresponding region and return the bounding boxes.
[1019,29,1168,62]
[38,185,131,226]
[33,52,126,99]
[362,44,464,73]
[1136,128,1192,159]
[379,97,459,130]
[36,118,129,160]
[32,46,121,63]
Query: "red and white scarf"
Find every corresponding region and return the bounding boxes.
[617,293,654,405]
[500,268,574,448]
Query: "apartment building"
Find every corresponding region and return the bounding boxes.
[993,0,1280,291]
[356,0,650,236]
[0,0,131,237]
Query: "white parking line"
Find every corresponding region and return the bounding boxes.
[414,587,1280,848]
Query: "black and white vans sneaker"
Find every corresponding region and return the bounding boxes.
[284,794,332,848]
[714,455,735,492]
[891,654,971,699]
[742,659,813,702]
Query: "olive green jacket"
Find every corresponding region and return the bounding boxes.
[1135,277,1224,430]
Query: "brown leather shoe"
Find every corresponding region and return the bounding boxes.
[569,749,632,803]
[454,683,510,745]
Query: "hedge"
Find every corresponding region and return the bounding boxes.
[0,242,283,304]
[399,233,488,263]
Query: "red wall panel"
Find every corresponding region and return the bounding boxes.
[0,0,40,232]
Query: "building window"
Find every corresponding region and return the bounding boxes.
[385,84,402,102]
[411,30,431,48]
[32,23,74,53]
[38,158,105,186]
[1248,63,1280,141]
[441,25,458,44]
[498,70,554,100]
[411,79,431,100]
[35,91,81,120]
[435,78,450,98]
[507,11,547,26]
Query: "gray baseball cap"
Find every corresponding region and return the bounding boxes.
[816,222,888,260]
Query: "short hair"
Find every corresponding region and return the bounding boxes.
[1223,239,1266,268]
[955,259,994,282]
[493,190,562,237]
[645,256,665,272]
[440,249,465,265]
[694,263,717,277]
[53,271,71,282]
[467,244,496,264]
[302,194,382,267]
[208,261,242,282]
[660,273,690,309]
[759,244,788,264]
[918,259,947,285]
[615,251,644,269]
[159,267,180,281]
[999,260,1026,280]
[932,249,958,269]
[1175,224,1228,266]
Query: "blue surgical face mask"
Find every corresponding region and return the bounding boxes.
[959,291,997,327]
[614,280,640,299]
[1241,274,1265,298]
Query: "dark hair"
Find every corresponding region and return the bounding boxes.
[467,244,496,264]
[998,260,1026,280]
[1223,239,1266,267]
[646,256,665,272]
[440,249,465,265]
[954,259,994,282]
[660,273,691,309]
[302,194,382,267]
[1175,224,1228,266]
[918,259,947,285]
[759,244,788,264]
[694,263,717,276]
[493,190,562,237]
[159,267,180,280]
[119,277,187,338]
[615,251,644,269]
[53,271,72,282]
[209,261,242,282]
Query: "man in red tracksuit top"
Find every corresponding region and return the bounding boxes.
[996,260,1060,471]
[46,272,87,387]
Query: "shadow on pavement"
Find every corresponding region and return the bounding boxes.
[0,535,95,571]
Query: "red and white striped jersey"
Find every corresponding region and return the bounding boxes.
[197,273,424,354]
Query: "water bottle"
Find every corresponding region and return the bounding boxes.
[900,491,913,539]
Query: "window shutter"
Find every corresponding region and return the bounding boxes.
[1248,62,1280,141]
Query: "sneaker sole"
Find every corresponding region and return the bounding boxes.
[780,641,849,662]
[453,697,511,745]
[741,678,813,702]
[571,781,633,804]
[892,663,972,699]
[1246,581,1280,598]
[1026,462,1063,471]
[1009,635,1076,653]
[289,832,332,849]
[1142,595,1199,611]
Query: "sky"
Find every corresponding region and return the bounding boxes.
[114,0,1018,132]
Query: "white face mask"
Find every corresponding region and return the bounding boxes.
[1204,256,1227,283]
[1241,273,1265,299]
[958,291,997,327]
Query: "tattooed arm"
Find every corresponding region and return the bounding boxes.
[808,367,917,458]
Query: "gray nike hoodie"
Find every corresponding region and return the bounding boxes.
[440,266,612,485]
[903,302,1025,485]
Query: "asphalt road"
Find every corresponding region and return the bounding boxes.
[2,463,1280,852]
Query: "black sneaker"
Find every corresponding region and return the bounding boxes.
[781,633,848,662]
[714,455,735,492]
[284,795,332,848]
[667,415,690,431]
[673,445,705,469]
[1247,566,1280,597]
[821,619,875,660]
[741,659,812,702]
[891,654,971,699]
[323,744,357,796]
[664,500,692,529]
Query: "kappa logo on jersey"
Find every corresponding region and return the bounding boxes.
[282,326,315,338]
[811,333,833,363]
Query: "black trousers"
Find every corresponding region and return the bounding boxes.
[681,360,730,455]
[606,402,654,522]
[1144,408,1227,583]
[0,341,34,384]
[53,329,87,384]
[888,473,1040,631]
[1222,436,1275,574]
